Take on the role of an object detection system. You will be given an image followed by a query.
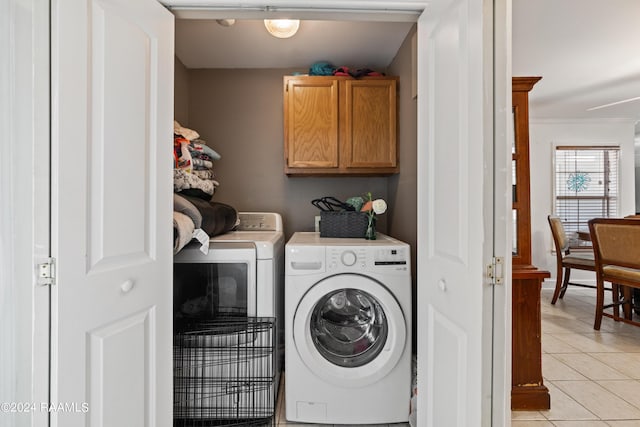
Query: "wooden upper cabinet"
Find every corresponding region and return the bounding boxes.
[284,77,339,169]
[342,79,397,168]
[284,75,398,175]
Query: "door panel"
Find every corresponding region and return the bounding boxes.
[88,309,154,426]
[51,0,174,425]
[89,0,156,271]
[429,309,467,425]
[417,0,490,425]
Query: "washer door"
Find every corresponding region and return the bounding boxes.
[293,273,406,387]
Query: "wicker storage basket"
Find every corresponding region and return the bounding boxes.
[319,211,368,238]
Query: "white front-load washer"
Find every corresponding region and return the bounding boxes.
[285,232,411,424]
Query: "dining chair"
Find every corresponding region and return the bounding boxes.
[547,215,596,304]
[589,218,640,330]
[626,215,640,314]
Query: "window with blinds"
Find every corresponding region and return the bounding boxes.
[554,146,619,234]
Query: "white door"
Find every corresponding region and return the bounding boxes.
[416,0,506,425]
[50,0,174,425]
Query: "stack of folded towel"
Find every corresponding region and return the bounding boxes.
[172,121,239,254]
[173,193,238,255]
[173,120,221,201]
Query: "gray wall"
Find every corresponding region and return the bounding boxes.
[387,26,417,284]
[174,28,417,243]
[186,68,389,239]
[387,25,418,350]
[174,57,189,125]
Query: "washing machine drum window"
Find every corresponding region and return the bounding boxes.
[310,288,388,367]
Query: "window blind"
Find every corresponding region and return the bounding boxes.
[554,146,619,234]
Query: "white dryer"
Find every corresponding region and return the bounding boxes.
[172,213,284,421]
[285,232,411,424]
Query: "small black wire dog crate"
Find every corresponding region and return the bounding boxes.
[173,317,276,427]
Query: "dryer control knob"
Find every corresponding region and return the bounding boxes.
[341,250,357,266]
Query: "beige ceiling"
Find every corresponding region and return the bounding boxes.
[175,19,414,71]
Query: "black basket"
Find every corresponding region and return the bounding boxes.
[319,211,368,238]
[173,317,275,426]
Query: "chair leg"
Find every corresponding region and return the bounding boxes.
[551,263,565,304]
[621,285,633,320]
[612,283,620,321]
[559,267,571,299]
[594,277,605,330]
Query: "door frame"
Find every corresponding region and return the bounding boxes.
[2,1,51,425]
[491,0,513,423]
[9,0,511,425]
[163,0,511,423]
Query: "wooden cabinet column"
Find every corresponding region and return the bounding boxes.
[512,268,550,410]
[511,77,551,410]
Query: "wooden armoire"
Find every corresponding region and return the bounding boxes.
[511,77,551,410]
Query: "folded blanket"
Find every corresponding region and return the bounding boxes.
[178,188,213,201]
[174,120,199,141]
[190,141,221,160]
[192,170,216,181]
[174,193,202,229]
[180,195,238,237]
[174,169,216,199]
[191,158,213,170]
[173,211,195,255]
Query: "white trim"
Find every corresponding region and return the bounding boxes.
[531,117,637,125]
[1,0,51,424]
[489,0,512,424]
[170,8,421,21]
[161,0,430,21]
[164,0,427,21]
[161,0,430,8]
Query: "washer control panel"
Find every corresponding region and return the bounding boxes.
[326,246,409,272]
[373,248,409,266]
[341,250,357,266]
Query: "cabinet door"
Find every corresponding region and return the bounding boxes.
[342,79,397,168]
[284,77,339,170]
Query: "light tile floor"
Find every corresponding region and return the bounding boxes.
[275,287,640,426]
[512,287,640,426]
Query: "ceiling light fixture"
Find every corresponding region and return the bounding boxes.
[264,19,300,39]
[216,19,236,27]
